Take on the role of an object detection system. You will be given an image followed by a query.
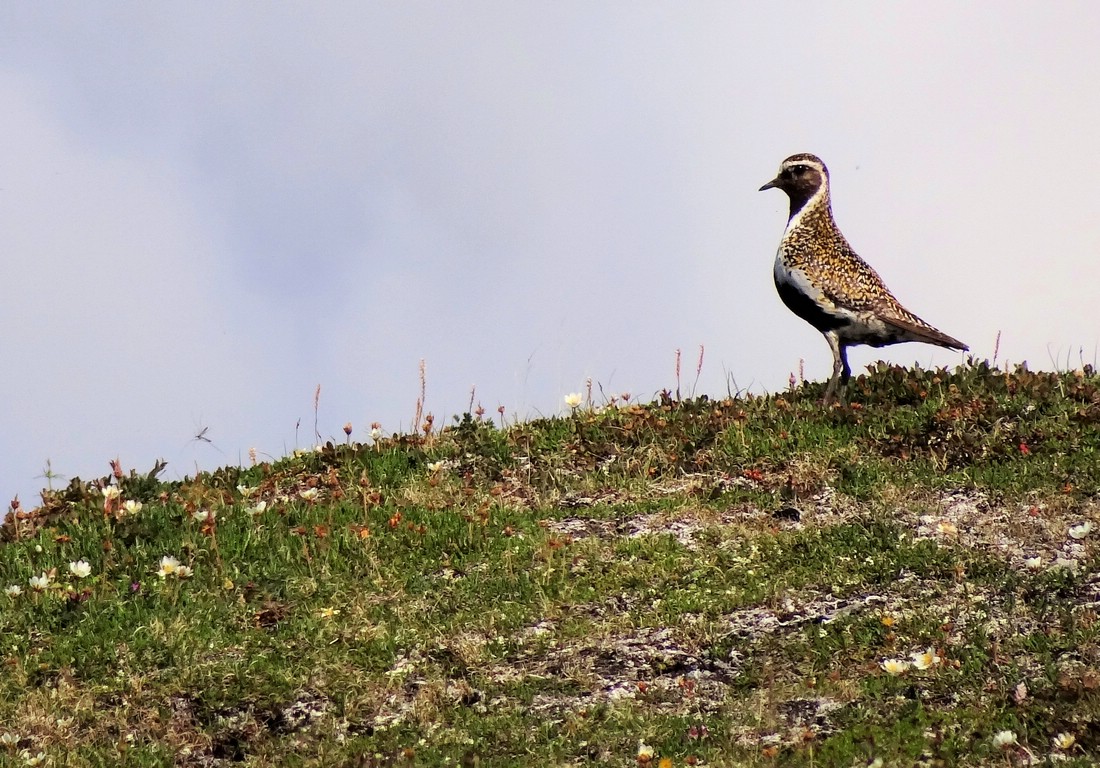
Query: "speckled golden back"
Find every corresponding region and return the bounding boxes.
[780,202,932,329]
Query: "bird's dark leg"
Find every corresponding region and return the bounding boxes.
[837,344,852,405]
[823,332,845,403]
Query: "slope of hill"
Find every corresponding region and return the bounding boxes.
[1,361,1098,767]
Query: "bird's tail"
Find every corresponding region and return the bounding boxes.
[883,312,968,351]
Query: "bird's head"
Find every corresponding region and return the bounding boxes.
[760,154,830,217]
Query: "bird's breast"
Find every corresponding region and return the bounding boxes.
[773,253,829,307]
[773,254,848,333]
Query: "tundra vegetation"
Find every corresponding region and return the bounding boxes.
[1,361,1098,767]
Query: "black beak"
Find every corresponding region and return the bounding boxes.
[759,177,779,192]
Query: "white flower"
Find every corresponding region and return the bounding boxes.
[992,730,1017,748]
[175,565,193,579]
[101,485,122,512]
[936,521,958,535]
[0,732,18,745]
[636,740,655,759]
[28,573,50,592]
[563,392,583,409]
[68,560,92,579]
[1024,556,1043,570]
[120,499,143,517]
[193,509,212,523]
[881,658,909,676]
[1052,732,1075,750]
[910,648,940,670]
[1068,521,1093,539]
[22,751,47,766]
[5,585,22,598]
[427,461,445,473]
[237,484,258,498]
[370,427,382,441]
[157,556,180,579]
[1052,557,1079,574]
[249,501,268,516]
[299,488,319,501]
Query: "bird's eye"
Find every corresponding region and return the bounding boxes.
[791,165,808,174]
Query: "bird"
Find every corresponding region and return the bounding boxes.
[759,153,967,403]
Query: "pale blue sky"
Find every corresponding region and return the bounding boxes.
[2,4,1097,506]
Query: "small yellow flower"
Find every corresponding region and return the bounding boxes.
[881,658,909,676]
[157,556,180,579]
[1053,732,1075,750]
[910,648,940,670]
[319,607,341,619]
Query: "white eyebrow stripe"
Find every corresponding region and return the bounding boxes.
[784,159,825,171]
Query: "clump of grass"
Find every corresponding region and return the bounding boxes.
[0,360,1097,766]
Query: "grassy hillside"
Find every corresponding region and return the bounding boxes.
[1,361,1098,767]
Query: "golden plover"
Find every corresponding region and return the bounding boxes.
[760,153,967,402]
